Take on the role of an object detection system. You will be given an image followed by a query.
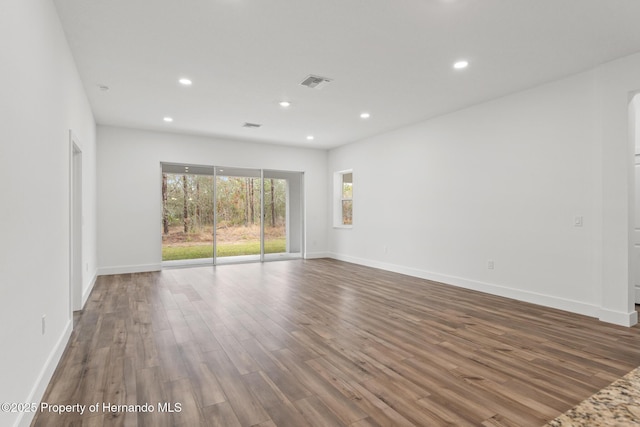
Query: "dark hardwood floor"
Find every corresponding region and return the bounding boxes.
[32,259,640,426]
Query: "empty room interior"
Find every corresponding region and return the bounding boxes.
[4,0,640,426]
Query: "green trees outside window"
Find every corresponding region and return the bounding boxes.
[161,173,286,261]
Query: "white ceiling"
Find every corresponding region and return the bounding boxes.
[53,0,640,149]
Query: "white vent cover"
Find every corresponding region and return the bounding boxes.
[243,122,262,128]
[300,74,333,89]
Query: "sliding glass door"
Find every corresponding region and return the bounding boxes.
[161,163,303,267]
[214,167,262,264]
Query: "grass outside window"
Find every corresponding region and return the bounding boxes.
[162,239,286,261]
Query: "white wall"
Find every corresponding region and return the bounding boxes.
[97,126,328,273]
[0,1,97,426]
[328,61,640,326]
[596,54,640,326]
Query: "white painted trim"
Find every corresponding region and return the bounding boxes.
[260,169,265,262]
[300,172,306,261]
[635,286,640,304]
[599,308,638,327]
[328,252,607,321]
[305,252,331,259]
[97,263,162,276]
[81,273,97,309]
[15,320,72,427]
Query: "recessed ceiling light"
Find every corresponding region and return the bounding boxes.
[360,112,371,119]
[163,117,173,122]
[279,101,291,108]
[453,60,469,70]
[179,78,192,86]
[306,135,314,141]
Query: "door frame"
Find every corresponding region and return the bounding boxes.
[630,152,640,304]
[69,131,83,315]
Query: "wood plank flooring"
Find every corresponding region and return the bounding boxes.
[32,259,640,426]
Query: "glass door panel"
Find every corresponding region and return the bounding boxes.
[263,170,303,261]
[263,177,287,255]
[214,167,262,264]
[161,163,215,267]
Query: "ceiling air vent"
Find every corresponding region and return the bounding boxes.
[300,74,333,89]
[243,122,262,128]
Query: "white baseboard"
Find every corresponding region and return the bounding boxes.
[15,320,72,427]
[305,252,331,259]
[636,286,640,304]
[328,252,605,322]
[599,307,638,327]
[81,272,97,309]
[97,263,162,276]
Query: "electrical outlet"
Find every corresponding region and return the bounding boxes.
[487,260,495,270]
[42,315,46,335]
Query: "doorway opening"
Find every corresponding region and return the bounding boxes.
[161,163,303,267]
[69,132,83,316]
